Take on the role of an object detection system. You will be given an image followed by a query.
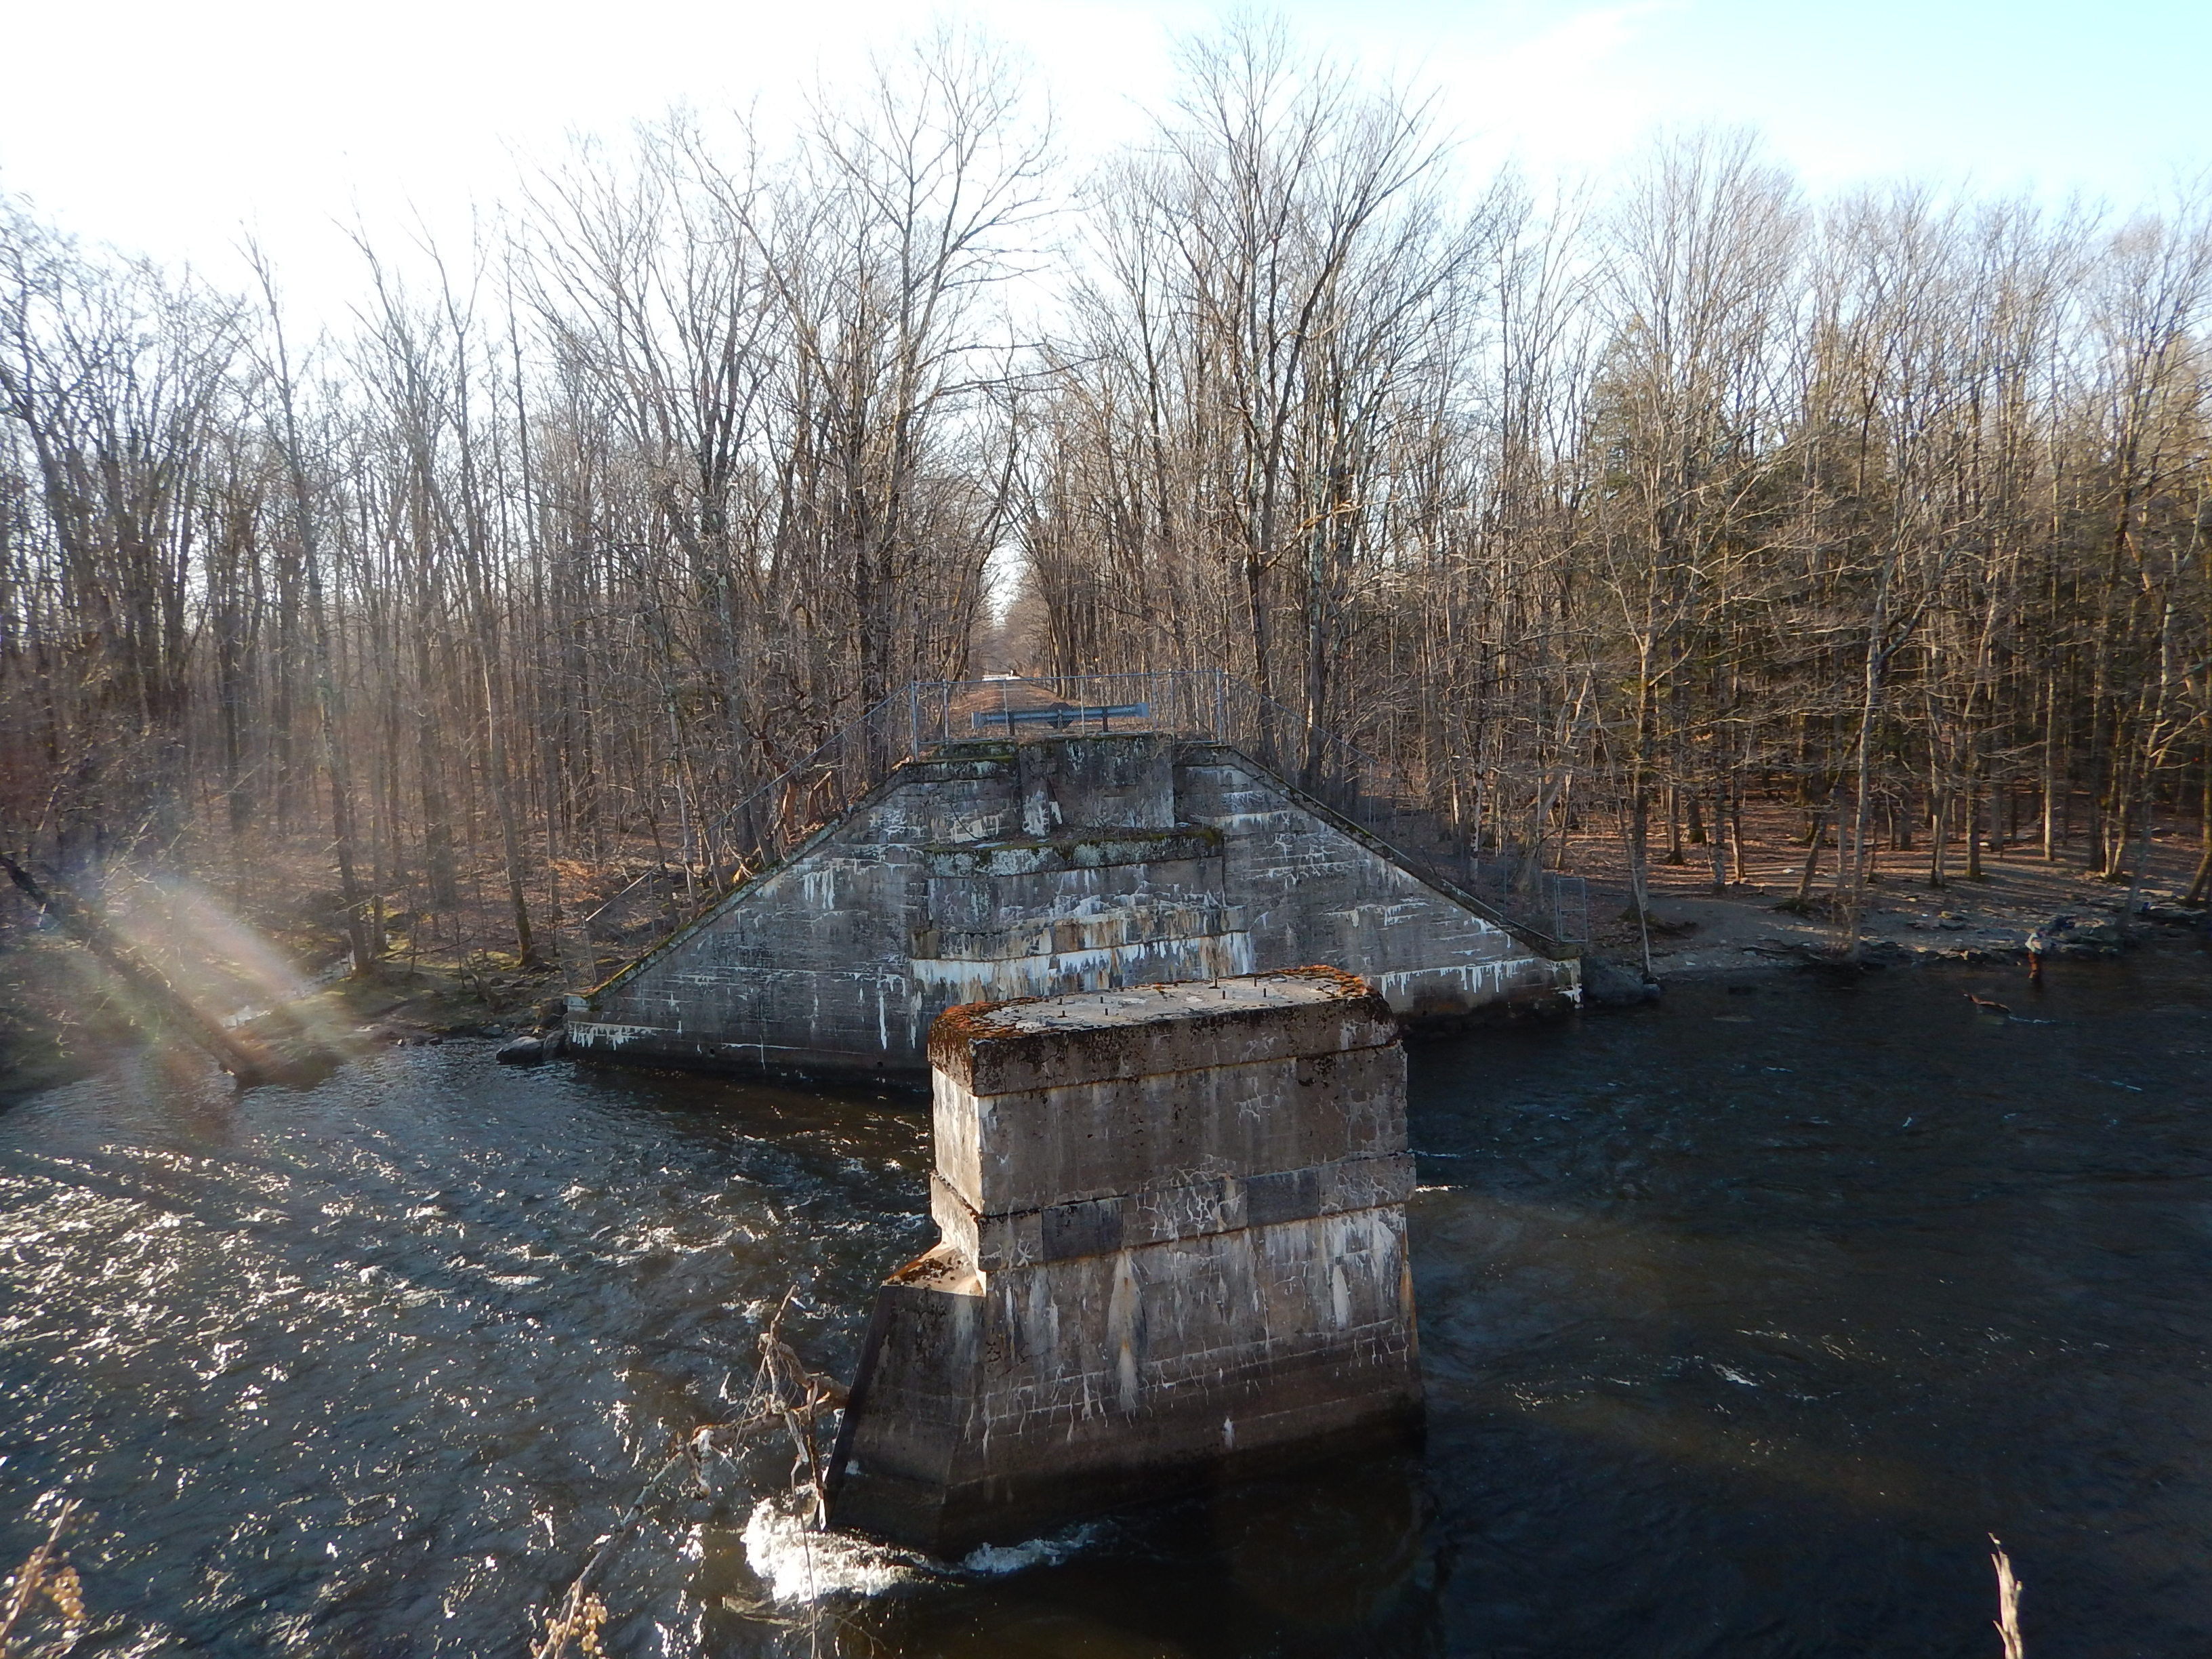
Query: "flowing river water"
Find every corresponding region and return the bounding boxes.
[3,945,2211,1657]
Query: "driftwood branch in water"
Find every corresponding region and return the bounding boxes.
[0,1497,84,1654]
[1,853,275,1084]
[532,1290,850,1659]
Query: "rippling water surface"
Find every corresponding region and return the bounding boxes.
[4,946,2210,1656]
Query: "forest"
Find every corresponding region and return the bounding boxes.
[3,24,2208,995]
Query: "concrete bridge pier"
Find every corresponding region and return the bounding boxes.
[824,967,1423,1557]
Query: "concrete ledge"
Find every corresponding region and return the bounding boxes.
[912,897,1246,963]
[921,825,1223,878]
[928,1151,1417,1268]
[930,967,1395,1093]
[907,749,1016,781]
[931,1042,1408,1215]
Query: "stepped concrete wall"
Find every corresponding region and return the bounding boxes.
[824,970,1422,1556]
[569,734,1574,1081]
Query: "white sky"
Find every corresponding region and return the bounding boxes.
[1,0,2205,323]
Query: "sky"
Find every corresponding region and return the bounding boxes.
[0,0,2205,323]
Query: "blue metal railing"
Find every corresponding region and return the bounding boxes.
[971,701,1151,731]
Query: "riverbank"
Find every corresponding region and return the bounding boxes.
[5,827,2206,1099]
[1582,857,2208,985]
[0,836,695,1104]
[0,954,569,1106]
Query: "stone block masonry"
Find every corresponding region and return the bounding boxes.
[823,967,1423,1557]
[571,733,1576,1081]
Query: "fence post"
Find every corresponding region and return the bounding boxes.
[907,680,921,763]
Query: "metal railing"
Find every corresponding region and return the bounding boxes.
[910,673,1237,750]
[1442,860,1591,949]
[699,671,1589,948]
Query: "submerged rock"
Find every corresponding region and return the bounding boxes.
[2138,900,2207,929]
[2028,914,2124,959]
[1581,956,1661,1007]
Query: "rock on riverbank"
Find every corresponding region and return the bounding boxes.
[1577,871,2206,994]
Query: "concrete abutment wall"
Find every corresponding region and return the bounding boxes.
[571,733,1576,1080]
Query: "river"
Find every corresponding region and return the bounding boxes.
[3,945,2209,1656]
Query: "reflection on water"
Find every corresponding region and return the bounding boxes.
[3,945,2210,1656]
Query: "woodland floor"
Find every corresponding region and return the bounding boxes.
[1554,799,2209,977]
[0,842,677,1102]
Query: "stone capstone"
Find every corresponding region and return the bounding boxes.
[823,967,1424,1557]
